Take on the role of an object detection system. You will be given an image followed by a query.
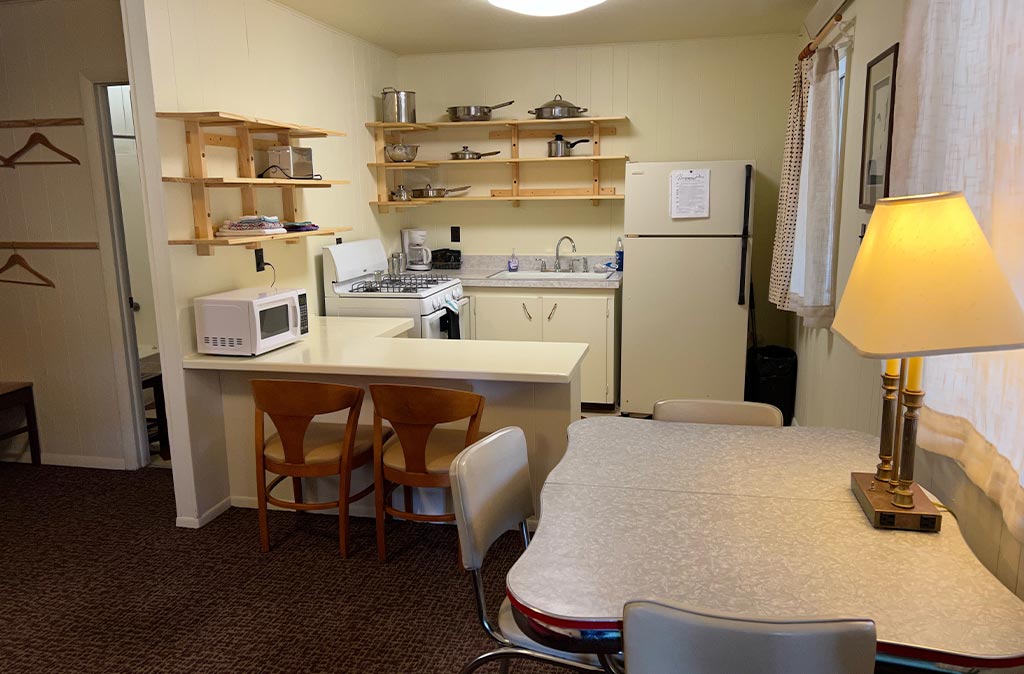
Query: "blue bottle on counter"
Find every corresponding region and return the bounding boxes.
[615,237,624,271]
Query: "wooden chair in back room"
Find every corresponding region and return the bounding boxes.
[369,383,485,562]
[251,379,389,557]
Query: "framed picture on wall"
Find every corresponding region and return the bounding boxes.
[859,43,899,209]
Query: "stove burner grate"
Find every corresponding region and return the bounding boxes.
[349,273,452,294]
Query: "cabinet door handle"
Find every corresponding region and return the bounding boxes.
[547,303,558,321]
[522,302,533,321]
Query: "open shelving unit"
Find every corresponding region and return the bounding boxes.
[157,110,351,255]
[366,116,629,213]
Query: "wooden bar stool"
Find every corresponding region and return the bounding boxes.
[251,380,388,557]
[0,382,41,465]
[369,384,485,562]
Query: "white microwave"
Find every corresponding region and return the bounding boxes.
[194,287,309,356]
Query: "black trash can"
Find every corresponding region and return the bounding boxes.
[744,346,797,426]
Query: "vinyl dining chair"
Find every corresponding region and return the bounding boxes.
[651,399,784,427]
[251,379,387,558]
[450,427,607,674]
[622,600,876,674]
[369,383,485,562]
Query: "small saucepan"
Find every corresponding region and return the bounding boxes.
[547,134,590,158]
[446,100,514,122]
[410,184,471,199]
[450,146,501,160]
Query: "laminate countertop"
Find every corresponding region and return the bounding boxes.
[182,316,588,384]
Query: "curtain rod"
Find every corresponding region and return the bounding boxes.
[799,14,842,60]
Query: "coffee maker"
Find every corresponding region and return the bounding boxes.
[401,228,431,271]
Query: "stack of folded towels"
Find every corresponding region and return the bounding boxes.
[216,215,320,237]
[217,215,285,237]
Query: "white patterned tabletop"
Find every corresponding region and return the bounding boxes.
[506,417,1024,667]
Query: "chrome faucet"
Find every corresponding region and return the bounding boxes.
[555,236,576,272]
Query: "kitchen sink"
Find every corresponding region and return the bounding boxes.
[488,270,614,280]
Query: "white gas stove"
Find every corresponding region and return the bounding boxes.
[323,239,469,339]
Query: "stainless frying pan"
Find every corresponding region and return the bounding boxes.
[409,184,471,198]
[446,100,514,122]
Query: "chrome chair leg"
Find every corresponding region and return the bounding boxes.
[458,647,603,674]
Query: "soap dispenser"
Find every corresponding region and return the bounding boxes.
[508,249,520,272]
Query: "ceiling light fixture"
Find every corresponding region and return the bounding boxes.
[488,0,607,17]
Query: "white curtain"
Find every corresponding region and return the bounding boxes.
[789,47,840,327]
[891,0,1024,539]
[769,48,841,324]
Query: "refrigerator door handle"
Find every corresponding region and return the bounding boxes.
[737,163,753,306]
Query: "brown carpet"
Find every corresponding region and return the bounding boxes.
[0,464,557,674]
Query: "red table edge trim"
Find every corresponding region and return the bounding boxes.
[506,590,1024,668]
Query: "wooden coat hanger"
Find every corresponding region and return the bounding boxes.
[0,251,56,287]
[4,132,80,166]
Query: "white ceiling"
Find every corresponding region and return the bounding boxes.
[276,0,815,55]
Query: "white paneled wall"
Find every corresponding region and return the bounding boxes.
[396,34,801,343]
[0,0,132,468]
[143,0,397,327]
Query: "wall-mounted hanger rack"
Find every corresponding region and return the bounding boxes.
[0,117,84,129]
[3,132,80,166]
[0,252,55,288]
[0,241,99,250]
[0,118,84,168]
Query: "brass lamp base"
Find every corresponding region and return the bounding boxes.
[851,473,942,532]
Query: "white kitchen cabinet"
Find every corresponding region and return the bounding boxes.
[471,289,616,404]
[473,294,543,341]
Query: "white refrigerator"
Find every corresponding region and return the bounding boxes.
[620,160,754,415]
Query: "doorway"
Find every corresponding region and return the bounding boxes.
[96,83,169,469]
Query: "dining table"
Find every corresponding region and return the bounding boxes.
[505,417,1024,670]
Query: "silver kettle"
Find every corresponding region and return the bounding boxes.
[547,134,590,157]
[390,184,411,202]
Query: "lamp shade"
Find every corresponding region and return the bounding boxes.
[832,192,1024,358]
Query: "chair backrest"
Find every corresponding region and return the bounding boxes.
[251,379,364,464]
[369,384,485,474]
[623,600,876,674]
[652,399,783,427]
[450,427,534,571]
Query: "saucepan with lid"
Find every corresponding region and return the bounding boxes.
[547,134,590,157]
[446,100,514,122]
[450,145,501,160]
[528,94,588,119]
[410,184,471,199]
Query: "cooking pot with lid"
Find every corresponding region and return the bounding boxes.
[528,94,588,119]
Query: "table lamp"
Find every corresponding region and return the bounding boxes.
[832,192,1024,531]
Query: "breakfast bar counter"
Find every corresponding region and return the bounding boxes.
[175,317,586,527]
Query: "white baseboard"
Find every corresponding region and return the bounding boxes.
[0,452,127,470]
[229,495,376,519]
[175,495,232,529]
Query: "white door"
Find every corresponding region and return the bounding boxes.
[625,160,754,237]
[542,296,610,404]
[473,295,542,341]
[620,237,749,414]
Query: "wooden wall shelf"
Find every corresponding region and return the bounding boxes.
[365,116,628,130]
[158,111,344,138]
[158,110,348,255]
[368,117,629,212]
[371,194,623,212]
[162,177,348,188]
[368,155,629,169]
[169,226,351,250]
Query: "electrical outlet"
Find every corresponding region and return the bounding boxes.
[450,226,461,243]
[254,248,265,272]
